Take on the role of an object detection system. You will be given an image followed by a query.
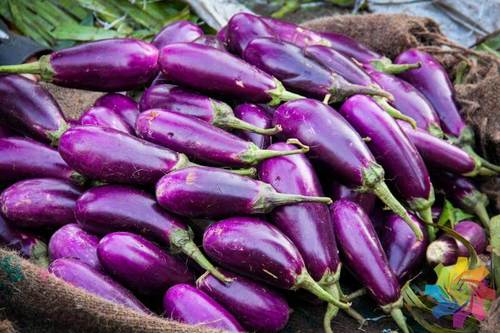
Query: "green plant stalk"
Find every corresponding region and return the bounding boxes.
[23,0,77,27]
[51,23,126,41]
[108,0,162,31]
[52,0,89,20]
[77,0,132,34]
[271,0,300,19]
[8,0,53,47]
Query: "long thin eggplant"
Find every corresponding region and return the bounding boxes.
[273,98,422,239]
[158,42,303,105]
[398,120,488,176]
[1,214,49,267]
[234,103,272,149]
[136,109,305,167]
[260,16,419,74]
[75,184,228,282]
[0,75,67,145]
[1,178,82,229]
[79,106,133,134]
[0,137,84,185]
[381,213,428,282]
[152,20,203,49]
[331,200,409,333]
[339,95,434,237]
[163,284,244,332]
[93,93,140,130]
[197,269,290,332]
[243,37,390,102]
[329,180,376,214]
[98,232,195,295]
[0,39,159,91]
[49,223,101,271]
[58,126,193,185]
[156,166,332,218]
[139,84,281,135]
[225,12,275,55]
[431,172,490,229]
[49,258,150,313]
[203,217,349,309]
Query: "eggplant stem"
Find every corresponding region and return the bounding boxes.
[269,192,333,206]
[323,284,340,333]
[478,167,497,176]
[373,96,417,128]
[0,61,41,74]
[297,271,350,310]
[267,79,304,106]
[47,121,70,147]
[478,156,500,173]
[474,203,491,231]
[225,167,257,178]
[218,116,282,135]
[240,140,308,165]
[428,123,445,139]
[344,288,367,301]
[371,58,421,74]
[419,207,436,241]
[381,297,410,333]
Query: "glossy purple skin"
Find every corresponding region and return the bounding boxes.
[274,99,374,186]
[427,237,458,266]
[193,35,226,50]
[163,284,244,332]
[59,126,182,184]
[304,45,374,86]
[1,214,45,259]
[431,172,478,205]
[395,49,465,138]
[226,12,275,55]
[398,121,475,174]
[136,109,252,167]
[93,93,140,130]
[0,178,82,229]
[366,68,442,133]
[317,31,382,63]
[98,232,194,296]
[79,106,133,134]
[48,224,101,271]
[48,39,159,91]
[159,43,277,102]
[197,269,290,332]
[0,75,66,143]
[152,20,203,49]
[330,180,376,214]
[243,37,340,98]
[339,95,431,203]
[49,258,149,313]
[258,142,339,282]
[75,185,188,246]
[234,103,271,149]
[0,137,78,185]
[203,217,305,289]
[156,167,270,218]
[139,84,215,122]
[453,221,487,256]
[331,200,400,305]
[217,26,228,43]
[0,123,13,137]
[381,213,428,282]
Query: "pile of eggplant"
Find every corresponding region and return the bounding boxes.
[0,13,497,333]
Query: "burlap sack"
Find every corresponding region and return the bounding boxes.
[0,13,498,333]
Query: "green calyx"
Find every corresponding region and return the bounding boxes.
[371,57,421,74]
[408,186,436,240]
[170,153,196,172]
[328,80,393,103]
[295,270,350,310]
[428,123,445,139]
[380,297,410,333]
[47,121,70,147]
[463,191,490,230]
[238,139,309,165]
[267,78,304,106]
[318,264,342,287]
[0,55,54,81]
[70,172,87,186]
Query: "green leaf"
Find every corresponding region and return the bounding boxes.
[76,0,133,34]
[107,0,162,31]
[51,23,126,41]
[53,0,89,20]
[438,200,474,228]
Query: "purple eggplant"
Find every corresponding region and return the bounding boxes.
[426,221,487,266]
[97,232,194,295]
[260,16,418,74]
[1,178,82,229]
[397,121,486,176]
[163,284,244,332]
[273,98,422,239]
[202,217,349,309]
[0,137,84,185]
[197,269,290,332]
[329,180,376,214]
[152,20,204,49]
[48,223,101,271]
[339,95,434,234]
[0,75,67,145]
[258,143,340,283]
[58,125,193,185]
[431,172,490,229]
[75,184,228,282]
[49,258,150,313]
[0,123,13,137]
[243,37,390,102]
[0,39,159,92]
[234,103,272,149]
[225,12,275,55]
[136,109,305,167]
[193,35,227,50]
[93,93,140,130]
[158,42,303,105]
[331,200,409,333]
[156,166,332,218]
[217,25,228,45]
[381,213,428,282]
[0,214,49,267]
[79,106,133,134]
[139,84,280,135]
